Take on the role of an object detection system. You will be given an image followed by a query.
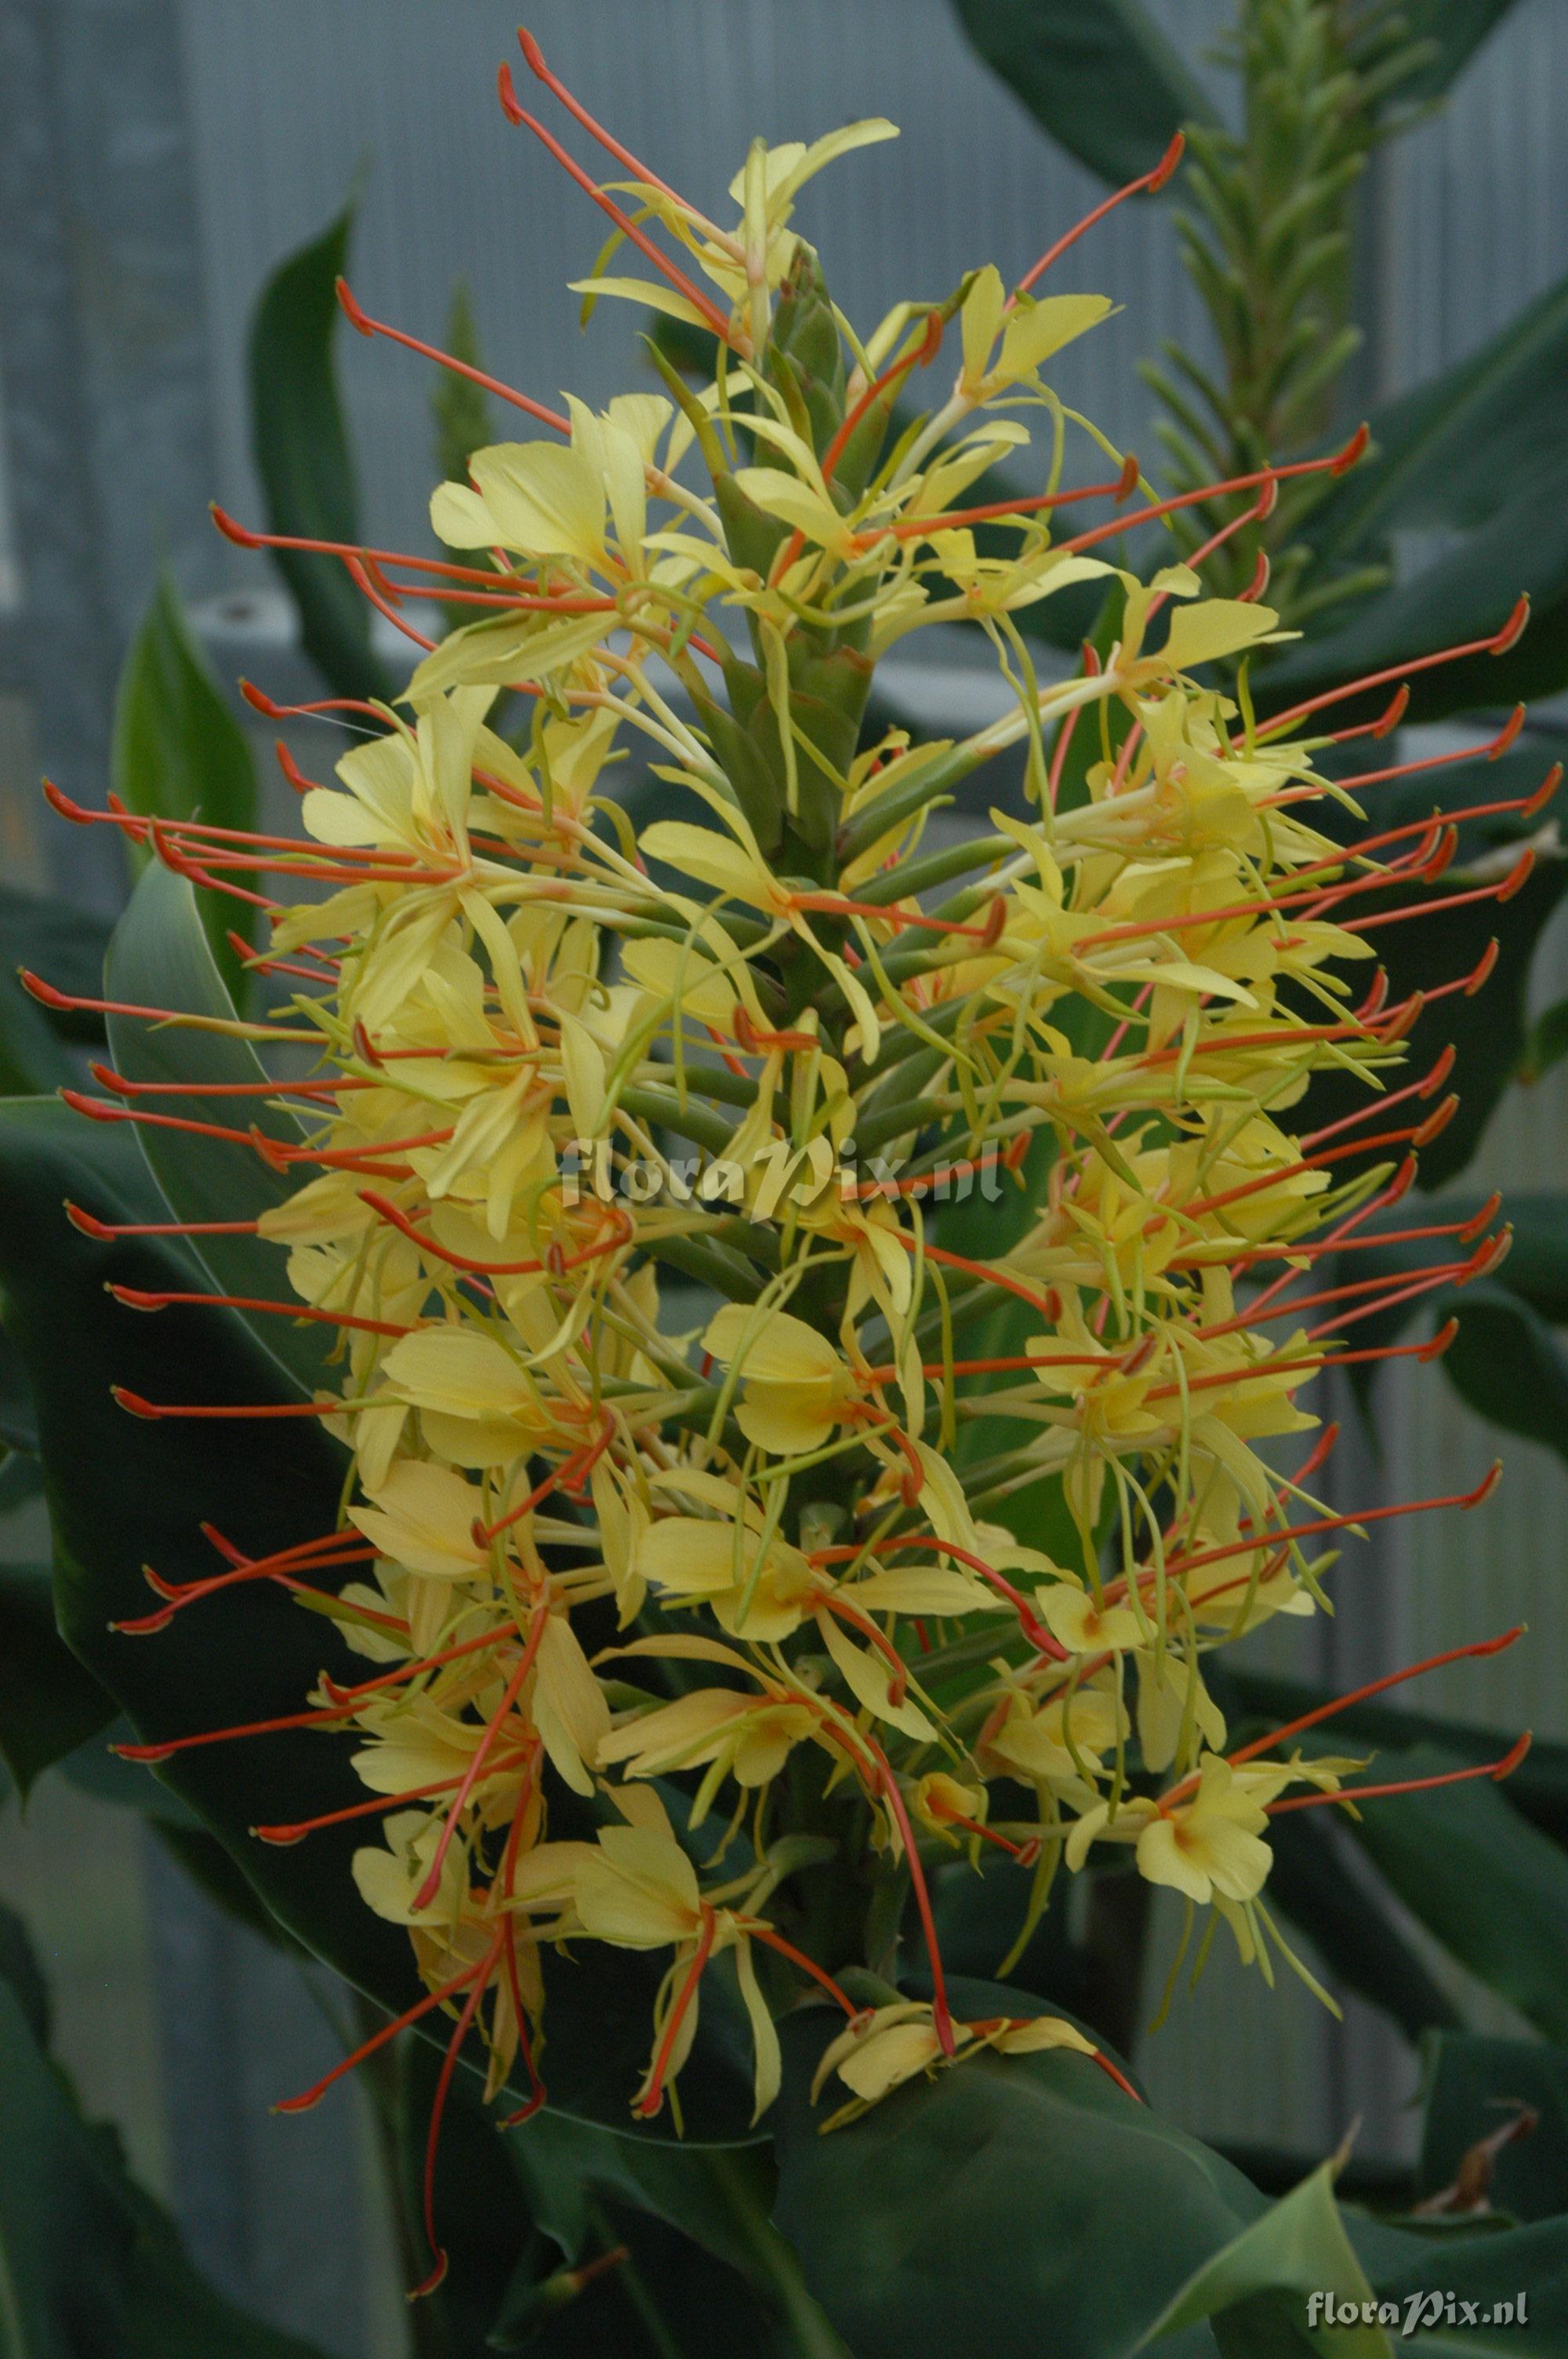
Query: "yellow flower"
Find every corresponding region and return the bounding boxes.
[637,1514,818,1644]
[810,2001,1095,2126]
[598,1686,819,1796]
[348,1459,488,1581]
[702,1304,862,1456]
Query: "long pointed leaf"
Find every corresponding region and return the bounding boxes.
[248,205,395,704]
[773,1974,1263,2359]
[0,1910,333,2357]
[950,0,1217,187]
[103,861,328,1398]
[111,571,259,1000]
[1395,2,1526,105]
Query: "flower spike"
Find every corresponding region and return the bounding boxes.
[71,49,1534,2174]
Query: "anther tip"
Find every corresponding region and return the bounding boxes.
[1497,1730,1532,1776]
[334,276,371,335]
[209,502,260,549]
[408,2251,450,2301]
[1499,845,1536,903]
[1467,1460,1504,1508]
[1331,421,1370,475]
[1148,129,1185,191]
[19,967,65,1009]
[496,60,525,122]
[1491,593,1530,655]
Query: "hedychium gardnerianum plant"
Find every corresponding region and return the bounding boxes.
[1144,0,1452,629]
[28,25,1546,2295]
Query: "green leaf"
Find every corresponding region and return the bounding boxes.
[1516,994,1568,1085]
[1290,748,1568,1187]
[509,2114,846,2354]
[1265,1813,1463,2046]
[772,1974,1264,2359]
[0,1899,52,2045]
[1342,1745,1568,2044]
[0,1334,38,1456]
[1317,1191,1568,1456]
[1394,2,1527,107]
[111,571,259,1001]
[103,860,329,1398]
[1140,2161,1385,2358]
[1218,1667,1568,1848]
[1354,2213,1568,2357]
[248,204,396,704]
[0,1965,333,2359]
[1308,271,1568,561]
[0,1096,760,2144]
[949,0,1218,187]
[1418,2033,1568,2223]
[0,886,114,1096]
[433,281,496,492]
[0,1555,116,1797]
[1265,267,1568,722]
[1439,1282,1568,1465]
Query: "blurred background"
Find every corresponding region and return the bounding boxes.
[2,2,1567,2350]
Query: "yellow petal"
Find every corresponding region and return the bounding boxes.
[702,1304,843,1386]
[466,440,605,562]
[994,2015,1096,2059]
[1158,599,1281,672]
[383,1329,531,1421]
[349,1459,485,1579]
[997,293,1113,382]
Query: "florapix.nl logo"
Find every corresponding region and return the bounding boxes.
[557,1132,1022,1219]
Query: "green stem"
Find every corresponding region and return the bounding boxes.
[696,2154,854,2358]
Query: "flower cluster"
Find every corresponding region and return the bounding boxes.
[56,31,1540,2249]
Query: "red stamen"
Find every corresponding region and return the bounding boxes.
[411,1605,550,1912]
[413,1943,505,2297]
[633,1903,718,2117]
[274,740,318,797]
[739,1921,859,2016]
[1013,130,1185,296]
[67,1202,260,1241]
[253,1773,470,1845]
[1261,595,1530,739]
[239,679,383,723]
[516,29,710,228]
[274,1950,492,2115]
[822,310,944,486]
[496,67,735,346]
[108,1283,412,1338]
[1267,1732,1530,1814]
[113,1387,337,1421]
[1228,1627,1524,1769]
[865,1741,954,2055]
[334,277,570,434]
[343,554,437,652]
[1054,434,1366,564]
